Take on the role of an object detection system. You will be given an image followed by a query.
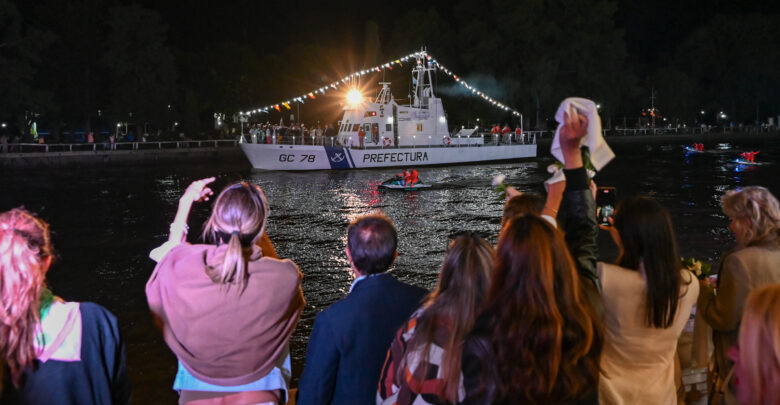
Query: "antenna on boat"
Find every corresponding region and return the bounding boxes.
[376,82,393,104]
[411,47,435,109]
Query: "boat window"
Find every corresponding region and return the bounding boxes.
[417,123,423,132]
[352,124,360,132]
[386,124,392,132]
[364,124,371,133]
[363,111,377,117]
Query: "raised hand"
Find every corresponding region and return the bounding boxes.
[560,105,589,169]
[560,105,588,148]
[181,177,216,204]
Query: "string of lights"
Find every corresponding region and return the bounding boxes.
[240,51,521,117]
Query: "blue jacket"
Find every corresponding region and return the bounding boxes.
[297,273,427,405]
[1,302,131,405]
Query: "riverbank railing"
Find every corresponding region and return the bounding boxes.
[0,140,238,154]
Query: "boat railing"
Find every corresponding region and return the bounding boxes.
[254,133,539,148]
[0,140,238,154]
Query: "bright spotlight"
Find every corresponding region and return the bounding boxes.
[346,89,363,106]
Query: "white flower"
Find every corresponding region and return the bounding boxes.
[492,174,506,187]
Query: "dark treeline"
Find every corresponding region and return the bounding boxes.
[1,0,779,140]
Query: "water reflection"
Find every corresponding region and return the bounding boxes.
[1,140,779,403]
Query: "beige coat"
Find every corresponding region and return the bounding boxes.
[598,263,699,405]
[698,245,780,393]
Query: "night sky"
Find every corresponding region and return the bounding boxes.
[4,0,780,134]
[133,0,779,74]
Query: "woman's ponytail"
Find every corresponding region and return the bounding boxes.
[203,182,268,289]
[215,231,248,287]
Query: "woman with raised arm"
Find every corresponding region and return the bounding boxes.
[460,108,602,404]
[377,232,495,404]
[0,209,130,404]
[698,186,780,404]
[597,196,698,404]
[146,178,304,405]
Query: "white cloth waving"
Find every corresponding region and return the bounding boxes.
[546,97,615,187]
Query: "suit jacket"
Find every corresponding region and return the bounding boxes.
[699,244,780,379]
[297,273,427,405]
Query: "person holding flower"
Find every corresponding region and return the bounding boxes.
[698,186,780,405]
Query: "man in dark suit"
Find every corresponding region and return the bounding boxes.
[297,214,427,405]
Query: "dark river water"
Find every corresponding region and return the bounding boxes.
[1,137,778,403]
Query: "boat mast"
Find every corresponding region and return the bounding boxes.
[411,47,435,108]
[375,82,393,104]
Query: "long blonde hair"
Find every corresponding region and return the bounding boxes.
[202,182,268,288]
[738,285,780,405]
[722,186,780,247]
[0,209,53,385]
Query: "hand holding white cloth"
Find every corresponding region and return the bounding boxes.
[545,98,615,188]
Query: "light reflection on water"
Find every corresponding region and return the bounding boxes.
[0,139,778,403]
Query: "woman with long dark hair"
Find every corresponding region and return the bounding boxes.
[460,107,602,404]
[597,196,698,404]
[146,178,304,405]
[377,232,495,404]
[0,209,130,403]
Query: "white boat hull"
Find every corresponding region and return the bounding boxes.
[240,143,537,170]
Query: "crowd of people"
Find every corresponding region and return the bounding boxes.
[242,122,337,146]
[490,123,524,144]
[1,108,780,405]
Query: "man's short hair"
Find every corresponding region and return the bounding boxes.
[347,214,397,275]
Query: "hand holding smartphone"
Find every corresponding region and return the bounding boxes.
[596,187,616,226]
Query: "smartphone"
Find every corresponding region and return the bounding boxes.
[596,187,616,225]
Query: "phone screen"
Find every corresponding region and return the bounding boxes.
[596,187,616,225]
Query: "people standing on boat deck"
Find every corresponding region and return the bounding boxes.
[297,214,427,405]
[358,126,366,149]
[372,123,380,144]
[515,125,523,143]
[491,124,500,144]
[325,124,336,142]
[502,123,511,144]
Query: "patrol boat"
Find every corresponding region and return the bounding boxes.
[240,53,536,170]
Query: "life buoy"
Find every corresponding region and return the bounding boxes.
[383,137,392,147]
[443,136,451,146]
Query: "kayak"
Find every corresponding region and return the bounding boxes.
[683,146,703,153]
[734,159,760,166]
